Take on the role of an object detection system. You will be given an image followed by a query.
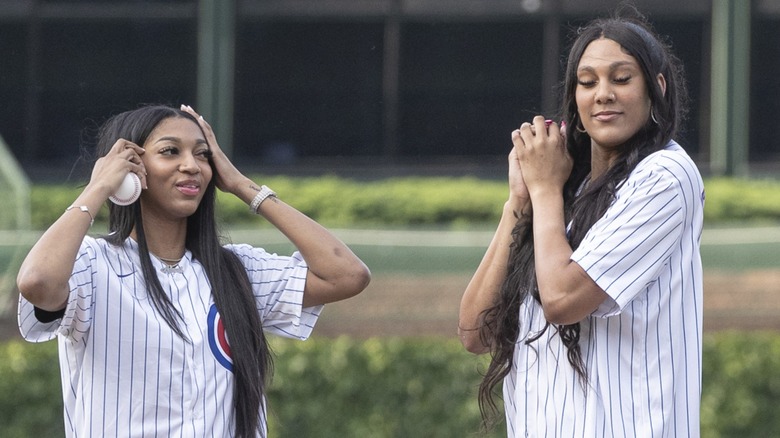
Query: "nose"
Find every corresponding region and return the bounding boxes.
[595,82,615,104]
[178,152,201,174]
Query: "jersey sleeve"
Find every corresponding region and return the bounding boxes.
[227,243,322,340]
[571,154,687,316]
[18,237,98,343]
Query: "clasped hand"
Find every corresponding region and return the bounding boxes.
[510,116,572,202]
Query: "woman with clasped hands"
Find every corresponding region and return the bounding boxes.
[459,9,704,437]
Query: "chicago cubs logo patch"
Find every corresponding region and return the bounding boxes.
[208,304,233,372]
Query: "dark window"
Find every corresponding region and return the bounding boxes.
[0,23,28,159]
[399,21,544,158]
[235,21,384,164]
[750,17,780,162]
[10,19,196,173]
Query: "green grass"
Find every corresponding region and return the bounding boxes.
[702,243,780,270]
[261,243,487,274]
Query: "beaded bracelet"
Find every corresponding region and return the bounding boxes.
[249,185,277,214]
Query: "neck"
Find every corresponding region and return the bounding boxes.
[130,216,187,261]
[589,143,620,181]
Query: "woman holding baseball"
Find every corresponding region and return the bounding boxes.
[459,7,704,437]
[17,104,371,437]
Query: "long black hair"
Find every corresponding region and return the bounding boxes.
[477,5,688,426]
[95,105,272,438]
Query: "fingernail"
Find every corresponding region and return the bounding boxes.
[199,115,204,120]
[180,104,186,110]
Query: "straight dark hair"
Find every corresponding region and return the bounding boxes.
[95,105,272,438]
[476,4,688,428]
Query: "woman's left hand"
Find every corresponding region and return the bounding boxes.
[513,116,572,199]
[180,105,245,194]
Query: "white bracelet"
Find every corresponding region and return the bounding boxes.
[249,185,277,213]
[65,205,94,226]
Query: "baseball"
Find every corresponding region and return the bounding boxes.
[109,172,142,206]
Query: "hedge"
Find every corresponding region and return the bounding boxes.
[27,176,780,230]
[2,332,779,437]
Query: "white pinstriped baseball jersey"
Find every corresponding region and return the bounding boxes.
[504,141,704,437]
[18,236,322,438]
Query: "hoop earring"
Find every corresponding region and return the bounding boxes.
[650,108,659,125]
[576,120,587,133]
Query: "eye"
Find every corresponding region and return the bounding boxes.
[196,149,213,160]
[613,75,632,84]
[160,146,179,155]
[577,76,596,87]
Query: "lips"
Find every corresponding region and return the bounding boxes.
[593,111,621,122]
[176,180,201,196]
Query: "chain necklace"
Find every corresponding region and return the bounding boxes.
[155,255,183,265]
[152,253,184,274]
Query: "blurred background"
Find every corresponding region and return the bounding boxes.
[1,0,779,437]
[1,0,778,179]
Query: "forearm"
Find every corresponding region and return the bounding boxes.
[530,188,605,324]
[458,201,521,353]
[17,187,106,310]
[531,191,572,295]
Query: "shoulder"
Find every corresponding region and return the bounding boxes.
[626,141,704,194]
[616,141,705,222]
[224,243,265,259]
[636,141,701,182]
[223,243,304,266]
[76,235,104,260]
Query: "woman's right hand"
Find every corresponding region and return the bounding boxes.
[507,134,531,215]
[90,139,147,199]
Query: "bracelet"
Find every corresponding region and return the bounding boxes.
[249,185,277,213]
[65,205,94,226]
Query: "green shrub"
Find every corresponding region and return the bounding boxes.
[31,175,508,229]
[703,178,780,223]
[217,175,508,228]
[0,340,64,438]
[31,184,87,230]
[3,332,780,437]
[267,336,497,438]
[701,331,780,437]
[27,176,780,229]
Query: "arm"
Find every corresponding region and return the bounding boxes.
[17,141,147,311]
[526,186,607,324]
[458,142,530,354]
[516,116,608,325]
[255,196,371,307]
[183,106,371,308]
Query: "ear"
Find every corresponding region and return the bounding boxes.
[656,73,667,97]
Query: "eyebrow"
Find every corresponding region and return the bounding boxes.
[577,60,636,73]
[154,136,209,146]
